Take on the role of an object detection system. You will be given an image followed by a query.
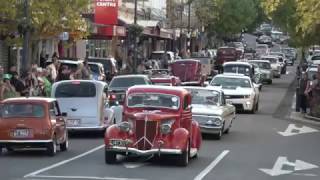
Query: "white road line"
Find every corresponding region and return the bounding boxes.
[194,150,230,180]
[27,175,146,180]
[24,144,105,178]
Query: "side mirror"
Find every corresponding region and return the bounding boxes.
[61,112,68,117]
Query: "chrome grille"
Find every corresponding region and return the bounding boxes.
[192,115,212,125]
[135,120,158,150]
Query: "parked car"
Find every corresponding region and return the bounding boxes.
[88,62,106,81]
[52,80,115,131]
[183,87,236,139]
[222,62,262,90]
[146,69,181,86]
[170,59,206,86]
[104,85,202,166]
[249,60,273,84]
[209,74,260,113]
[215,47,238,71]
[255,44,270,58]
[261,56,282,78]
[108,75,152,105]
[0,97,68,156]
[87,57,118,82]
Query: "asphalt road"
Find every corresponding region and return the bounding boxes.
[1,65,320,180]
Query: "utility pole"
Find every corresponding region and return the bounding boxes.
[22,0,30,73]
[133,0,138,73]
[187,0,192,54]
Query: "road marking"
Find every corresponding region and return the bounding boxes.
[27,175,146,180]
[193,150,229,180]
[278,124,318,136]
[259,156,319,176]
[24,144,105,178]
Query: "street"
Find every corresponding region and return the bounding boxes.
[1,65,319,180]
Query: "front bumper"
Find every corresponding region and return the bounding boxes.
[228,98,254,111]
[67,125,106,131]
[106,146,182,156]
[200,125,223,134]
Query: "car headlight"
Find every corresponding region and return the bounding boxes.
[160,119,175,134]
[206,117,222,126]
[118,120,133,132]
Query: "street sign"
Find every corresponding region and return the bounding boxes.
[278,124,318,136]
[259,156,318,176]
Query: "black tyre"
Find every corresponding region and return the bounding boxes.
[0,147,2,155]
[256,102,259,111]
[46,137,57,156]
[177,141,189,166]
[214,128,223,140]
[60,133,69,152]
[250,104,256,114]
[268,80,272,84]
[105,148,117,164]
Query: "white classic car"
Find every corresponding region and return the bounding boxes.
[261,55,282,78]
[183,87,236,140]
[209,74,260,113]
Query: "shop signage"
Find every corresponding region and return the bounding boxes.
[95,0,119,25]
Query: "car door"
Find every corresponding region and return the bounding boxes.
[50,102,64,143]
[221,92,233,129]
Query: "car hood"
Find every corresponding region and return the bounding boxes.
[213,86,253,95]
[192,104,223,116]
[126,110,179,121]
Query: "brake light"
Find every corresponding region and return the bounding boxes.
[108,94,117,100]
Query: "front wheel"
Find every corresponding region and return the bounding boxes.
[105,148,117,164]
[60,133,69,152]
[177,141,189,166]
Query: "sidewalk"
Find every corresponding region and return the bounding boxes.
[290,94,320,125]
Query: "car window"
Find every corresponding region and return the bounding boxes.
[55,82,96,98]
[211,77,252,88]
[311,56,320,61]
[109,77,148,88]
[224,65,251,76]
[88,64,100,74]
[127,93,180,110]
[186,89,220,105]
[1,103,45,118]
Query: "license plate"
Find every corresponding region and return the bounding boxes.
[67,119,80,126]
[12,129,31,138]
[110,139,126,147]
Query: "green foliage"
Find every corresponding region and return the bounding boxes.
[0,0,89,40]
[128,24,144,41]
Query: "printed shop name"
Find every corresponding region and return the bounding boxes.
[96,0,117,7]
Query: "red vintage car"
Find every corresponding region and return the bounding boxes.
[215,47,238,71]
[169,59,206,86]
[0,97,68,156]
[146,69,181,86]
[104,85,202,166]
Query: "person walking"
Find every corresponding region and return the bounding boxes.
[299,72,308,113]
[10,72,27,96]
[82,61,92,80]
[46,56,59,83]
[0,74,17,100]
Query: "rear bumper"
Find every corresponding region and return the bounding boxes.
[67,126,106,131]
[106,146,182,156]
[0,140,52,148]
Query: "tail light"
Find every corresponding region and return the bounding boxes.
[108,94,117,101]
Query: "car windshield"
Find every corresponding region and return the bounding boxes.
[211,77,252,88]
[109,77,148,89]
[186,89,220,105]
[311,56,320,61]
[88,64,100,74]
[127,93,180,110]
[1,103,45,118]
[251,61,271,69]
[55,82,96,97]
[224,65,251,76]
[262,57,277,64]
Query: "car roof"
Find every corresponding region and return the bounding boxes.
[2,97,56,103]
[52,80,107,87]
[59,60,83,64]
[88,62,103,67]
[215,73,249,79]
[249,60,270,63]
[128,85,189,96]
[223,61,251,66]
[173,59,200,63]
[112,74,149,79]
[307,67,318,72]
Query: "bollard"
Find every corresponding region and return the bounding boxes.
[295,87,300,112]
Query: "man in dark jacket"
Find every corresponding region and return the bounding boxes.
[299,72,308,113]
[10,72,28,96]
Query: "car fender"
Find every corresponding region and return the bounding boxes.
[191,120,202,149]
[172,128,189,150]
[104,124,121,145]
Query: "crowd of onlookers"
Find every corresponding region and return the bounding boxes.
[0,53,93,101]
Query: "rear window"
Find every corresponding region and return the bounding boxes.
[88,58,112,72]
[60,63,78,72]
[109,77,148,89]
[218,48,236,55]
[1,103,45,118]
[88,64,100,74]
[55,82,96,97]
[311,56,320,61]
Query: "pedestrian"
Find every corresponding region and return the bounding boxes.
[56,65,71,81]
[137,62,146,74]
[82,61,92,80]
[299,72,308,113]
[46,56,59,83]
[10,72,27,96]
[74,63,84,80]
[39,51,46,68]
[37,69,52,97]
[0,74,17,100]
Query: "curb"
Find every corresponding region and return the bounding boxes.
[289,111,320,126]
[305,114,320,122]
